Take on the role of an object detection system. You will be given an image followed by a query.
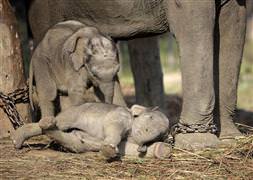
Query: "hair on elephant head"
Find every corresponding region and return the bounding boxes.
[63,26,120,103]
[130,105,169,153]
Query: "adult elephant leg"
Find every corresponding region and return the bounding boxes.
[167,1,219,149]
[215,0,246,140]
[128,37,165,109]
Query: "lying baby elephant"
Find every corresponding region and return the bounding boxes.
[11,103,171,159]
[29,20,122,119]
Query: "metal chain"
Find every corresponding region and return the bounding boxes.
[0,85,29,129]
[171,122,218,138]
[163,122,218,146]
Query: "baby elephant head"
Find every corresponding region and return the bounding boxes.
[130,105,169,153]
[63,26,120,103]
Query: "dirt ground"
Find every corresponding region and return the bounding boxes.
[1,90,253,179]
[1,132,253,179]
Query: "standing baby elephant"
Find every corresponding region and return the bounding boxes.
[11,103,171,159]
[29,20,121,119]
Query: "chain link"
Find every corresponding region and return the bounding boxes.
[0,85,29,129]
[171,122,218,138]
[164,122,218,146]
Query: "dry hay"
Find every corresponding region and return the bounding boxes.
[0,130,253,180]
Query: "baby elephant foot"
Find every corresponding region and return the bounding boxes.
[39,116,56,130]
[101,144,118,159]
[152,142,172,159]
[174,133,220,151]
[10,129,26,149]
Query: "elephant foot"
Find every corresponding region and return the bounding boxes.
[152,142,172,159]
[219,121,243,146]
[39,116,56,130]
[219,119,242,144]
[101,144,118,159]
[10,128,26,149]
[174,133,220,151]
[10,124,42,149]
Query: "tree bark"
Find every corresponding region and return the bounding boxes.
[0,0,30,138]
[128,37,165,109]
[11,0,30,77]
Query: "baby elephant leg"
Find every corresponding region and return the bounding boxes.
[46,130,103,153]
[119,141,172,159]
[39,116,56,130]
[33,59,57,118]
[10,123,42,149]
[72,130,103,151]
[101,107,131,159]
[38,114,79,133]
[54,108,80,131]
[101,123,124,159]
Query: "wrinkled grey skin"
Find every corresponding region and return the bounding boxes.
[11,103,170,158]
[28,0,246,149]
[29,21,120,118]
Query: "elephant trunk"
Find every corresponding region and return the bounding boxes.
[99,81,115,104]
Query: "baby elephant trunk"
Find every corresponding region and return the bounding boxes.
[99,81,115,104]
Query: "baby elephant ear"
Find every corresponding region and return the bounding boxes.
[130,104,148,117]
[62,27,94,71]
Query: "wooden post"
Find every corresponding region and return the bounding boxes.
[0,0,30,138]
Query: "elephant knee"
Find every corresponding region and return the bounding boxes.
[37,85,57,102]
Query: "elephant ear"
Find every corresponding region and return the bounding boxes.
[130,104,148,117]
[63,27,95,71]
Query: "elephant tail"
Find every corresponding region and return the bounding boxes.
[29,61,34,110]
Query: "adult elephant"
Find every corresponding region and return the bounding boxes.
[28,0,246,149]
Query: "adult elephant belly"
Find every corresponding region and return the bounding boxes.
[29,0,169,43]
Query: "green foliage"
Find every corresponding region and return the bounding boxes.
[241,39,253,75]
[238,37,253,110]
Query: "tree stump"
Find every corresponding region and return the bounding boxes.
[0,0,30,138]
